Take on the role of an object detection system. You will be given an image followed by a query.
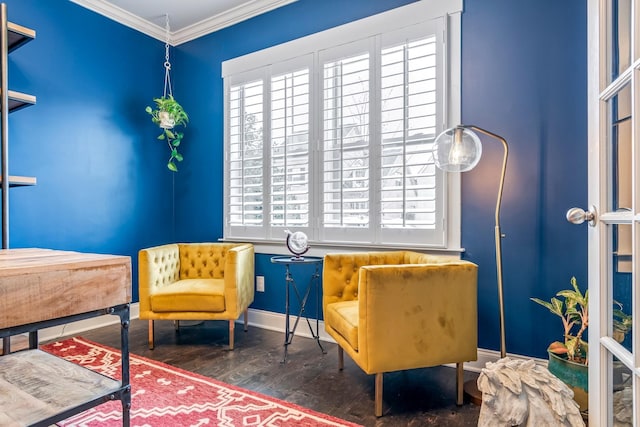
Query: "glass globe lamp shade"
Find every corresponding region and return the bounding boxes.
[433,126,482,172]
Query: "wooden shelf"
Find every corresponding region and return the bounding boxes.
[0,349,122,426]
[4,89,36,112]
[7,21,34,52]
[0,175,36,187]
[0,7,38,250]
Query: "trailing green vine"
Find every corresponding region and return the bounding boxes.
[145,95,189,172]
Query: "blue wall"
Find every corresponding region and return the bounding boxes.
[5,0,587,359]
[5,0,174,301]
[460,0,588,358]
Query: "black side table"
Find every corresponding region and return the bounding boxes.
[270,255,326,363]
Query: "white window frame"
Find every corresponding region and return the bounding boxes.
[223,0,463,255]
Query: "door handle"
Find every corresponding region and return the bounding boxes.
[566,205,597,227]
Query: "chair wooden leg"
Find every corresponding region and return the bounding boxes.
[456,362,463,406]
[148,320,154,350]
[338,346,344,370]
[375,373,383,417]
[229,320,235,350]
[173,320,179,331]
[243,309,249,332]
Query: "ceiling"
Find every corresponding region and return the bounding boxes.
[70,0,298,45]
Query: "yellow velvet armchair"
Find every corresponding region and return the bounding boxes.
[139,242,255,350]
[323,251,478,417]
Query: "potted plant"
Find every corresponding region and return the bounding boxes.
[531,277,632,413]
[531,277,589,412]
[531,277,589,364]
[613,300,632,343]
[145,95,189,172]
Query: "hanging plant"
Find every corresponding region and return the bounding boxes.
[145,95,188,172]
[145,14,189,173]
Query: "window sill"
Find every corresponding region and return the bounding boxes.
[221,238,464,258]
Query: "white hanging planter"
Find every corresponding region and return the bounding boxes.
[158,111,175,129]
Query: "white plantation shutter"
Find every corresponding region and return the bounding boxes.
[228,79,264,230]
[322,51,370,234]
[380,36,438,229]
[223,2,460,249]
[376,23,445,246]
[270,68,311,229]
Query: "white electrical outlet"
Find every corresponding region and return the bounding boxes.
[256,276,265,292]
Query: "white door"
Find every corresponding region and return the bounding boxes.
[581,0,637,424]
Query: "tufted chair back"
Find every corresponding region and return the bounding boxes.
[178,243,234,279]
[322,250,456,311]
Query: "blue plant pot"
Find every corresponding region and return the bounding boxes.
[547,351,588,412]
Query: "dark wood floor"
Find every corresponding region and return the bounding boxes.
[69,318,480,426]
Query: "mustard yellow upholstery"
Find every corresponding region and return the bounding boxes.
[139,243,255,350]
[323,251,478,416]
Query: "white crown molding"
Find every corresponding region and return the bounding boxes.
[70,0,298,46]
[173,0,298,45]
[70,0,166,42]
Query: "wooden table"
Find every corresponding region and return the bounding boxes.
[0,248,132,427]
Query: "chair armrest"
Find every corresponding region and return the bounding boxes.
[224,244,255,316]
[358,262,478,372]
[138,244,180,313]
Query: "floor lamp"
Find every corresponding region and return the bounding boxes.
[432,125,509,404]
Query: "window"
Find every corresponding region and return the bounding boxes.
[223,0,462,250]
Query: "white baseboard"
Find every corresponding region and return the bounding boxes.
[244,307,336,343]
[460,346,547,372]
[38,304,141,343]
[37,304,546,371]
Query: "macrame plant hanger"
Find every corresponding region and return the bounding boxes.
[159,14,175,129]
[164,15,173,97]
[163,14,172,100]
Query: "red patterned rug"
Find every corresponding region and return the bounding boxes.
[42,337,361,427]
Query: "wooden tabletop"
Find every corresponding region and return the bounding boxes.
[0,248,132,330]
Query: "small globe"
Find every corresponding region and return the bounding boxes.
[286,231,309,258]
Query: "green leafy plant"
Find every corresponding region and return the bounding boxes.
[145,95,189,172]
[531,277,633,366]
[613,300,632,343]
[531,277,589,364]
